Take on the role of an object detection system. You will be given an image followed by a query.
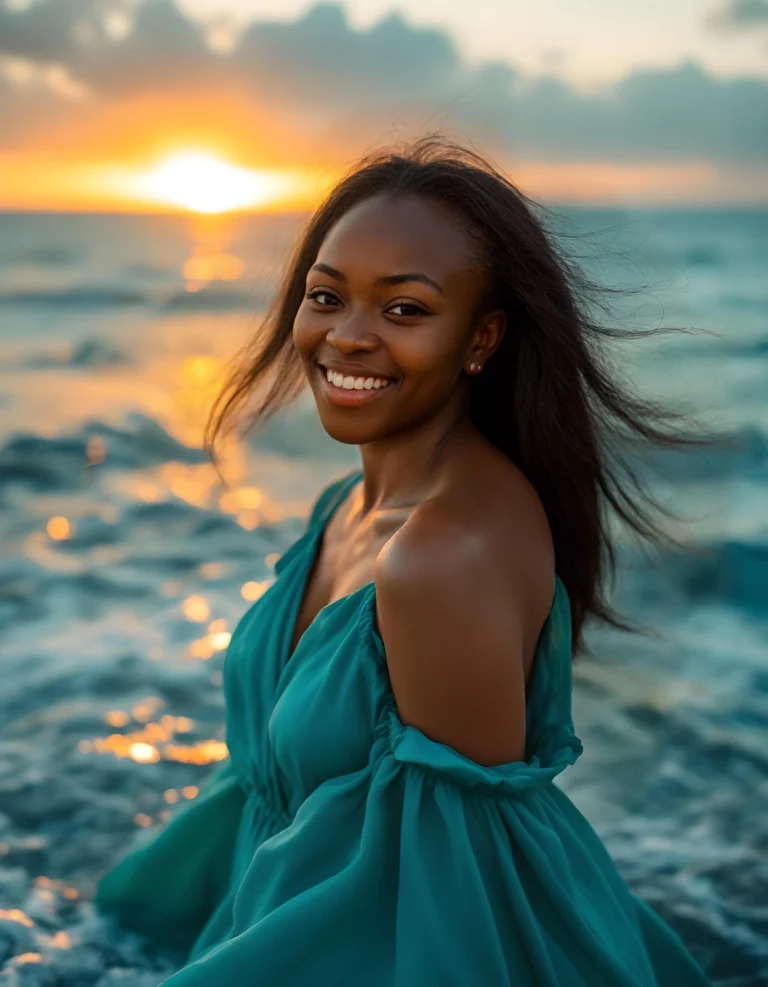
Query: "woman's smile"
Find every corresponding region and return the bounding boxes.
[314,359,400,408]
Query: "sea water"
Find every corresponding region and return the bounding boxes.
[0,208,765,985]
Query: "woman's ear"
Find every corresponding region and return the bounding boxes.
[473,308,507,365]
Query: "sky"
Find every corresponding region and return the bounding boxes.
[1,0,767,210]
[180,0,768,88]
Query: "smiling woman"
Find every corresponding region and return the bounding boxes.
[93,132,716,985]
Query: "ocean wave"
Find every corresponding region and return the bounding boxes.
[0,286,151,308]
[691,335,768,357]
[618,539,768,617]
[716,294,768,314]
[3,245,82,267]
[636,425,768,482]
[121,261,178,281]
[23,338,133,368]
[0,415,208,492]
[162,286,266,311]
[0,283,266,312]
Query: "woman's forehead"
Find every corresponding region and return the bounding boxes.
[318,195,480,281]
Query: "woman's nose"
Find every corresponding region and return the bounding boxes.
[326,309,378,347]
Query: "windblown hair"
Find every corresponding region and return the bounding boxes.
[204,132,714,658]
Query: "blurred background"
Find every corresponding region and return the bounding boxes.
[0,1,767,984]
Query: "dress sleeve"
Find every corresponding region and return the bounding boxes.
[153,600,712,987]
[94,756,246,955]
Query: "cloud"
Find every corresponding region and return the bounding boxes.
[232,5,462,108]
[0,0,766,165]
[708,0,768,29]
[0,0,122,63]
[0,0,217,95]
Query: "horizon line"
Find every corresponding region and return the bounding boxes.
[3,203,768,218]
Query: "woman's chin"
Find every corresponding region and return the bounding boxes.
[314,407,383,445]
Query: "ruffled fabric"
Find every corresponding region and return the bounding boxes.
[93,757,246,955]
[151,582,710,987]
[361,574,584,797]
[94,467,713,986]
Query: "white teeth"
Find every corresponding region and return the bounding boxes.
[324,367,392,391]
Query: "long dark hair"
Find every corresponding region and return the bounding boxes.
[204,132,715,658]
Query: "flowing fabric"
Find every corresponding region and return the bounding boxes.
[95,468,713,986]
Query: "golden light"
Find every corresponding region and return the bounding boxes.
[189,638,215,660]
[135,481,160,502]
[241,579,272,602]
[0,909,34,929]
[200,562,225,580]
[129,152,295,214]
[183,355,220,383]
[46,517,71,541]
[183,253,244,283]
[132,697,164,722]
[129,742,160,763]
[84,717,225,766]
[183,595,211,622]
[187,629,230,658]
[219,486,264,513]
[164,740,228,764]
[9,953,43,965]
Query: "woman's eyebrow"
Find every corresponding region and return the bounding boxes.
[310,262,443,295]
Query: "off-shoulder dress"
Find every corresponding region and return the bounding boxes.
[95,467,713,986]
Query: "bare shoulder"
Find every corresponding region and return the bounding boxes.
[374,461,555,767]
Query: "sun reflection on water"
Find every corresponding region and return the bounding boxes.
[241,579,272,602]
[0,908,34,928]
[8,953,43,965]
[46,516,71,540]
[80,704,227,767]
[182,594,210,622]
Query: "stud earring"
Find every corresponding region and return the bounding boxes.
[468,362,483,374]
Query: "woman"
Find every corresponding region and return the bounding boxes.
[95,135,714,985]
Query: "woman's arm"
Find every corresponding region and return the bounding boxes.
[375,497,555,765]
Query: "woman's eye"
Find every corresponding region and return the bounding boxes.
[388,302,427,317]
[305,289,338,306]
[305,291,426,317]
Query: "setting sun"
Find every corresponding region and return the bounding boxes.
[128,152,298,214]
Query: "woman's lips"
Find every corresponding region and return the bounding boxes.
[315,362,398,407]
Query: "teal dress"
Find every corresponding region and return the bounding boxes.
[95,468,713,986]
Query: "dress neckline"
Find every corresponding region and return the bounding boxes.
[278,468,570,690]
[281,469,368,672]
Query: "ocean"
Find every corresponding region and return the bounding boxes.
[0,207,766,985]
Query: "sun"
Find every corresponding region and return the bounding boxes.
[131,152,293,213]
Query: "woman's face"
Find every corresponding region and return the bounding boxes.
[293,192,504,444]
